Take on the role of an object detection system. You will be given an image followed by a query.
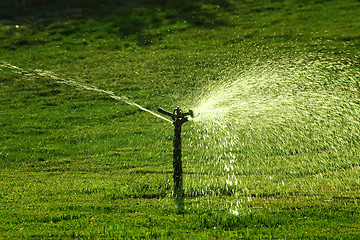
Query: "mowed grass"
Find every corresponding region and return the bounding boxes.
[1,0,360,239]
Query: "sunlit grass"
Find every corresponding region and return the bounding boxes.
[1,0,360,239]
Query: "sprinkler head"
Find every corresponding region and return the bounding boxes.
[158,107,194,122]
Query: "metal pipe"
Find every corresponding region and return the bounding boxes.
[158,107,193,214]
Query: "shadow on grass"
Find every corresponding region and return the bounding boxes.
[0,0,234,46]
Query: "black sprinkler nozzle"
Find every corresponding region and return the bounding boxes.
[188,109,194,118]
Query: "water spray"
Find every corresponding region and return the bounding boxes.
[158,107,194,214]
[0,61,172,123]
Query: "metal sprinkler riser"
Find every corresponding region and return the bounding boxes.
[158,107,193,214]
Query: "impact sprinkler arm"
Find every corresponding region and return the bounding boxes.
[158,107,193,214]
[158,107,194,121]
[157,107,173,118]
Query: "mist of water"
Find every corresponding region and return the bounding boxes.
[183,56,360,214]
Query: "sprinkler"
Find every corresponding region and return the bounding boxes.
[158,107,194,214]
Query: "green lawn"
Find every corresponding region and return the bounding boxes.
[1,0,360,239]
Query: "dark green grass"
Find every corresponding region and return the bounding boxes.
[1,0,360,239]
